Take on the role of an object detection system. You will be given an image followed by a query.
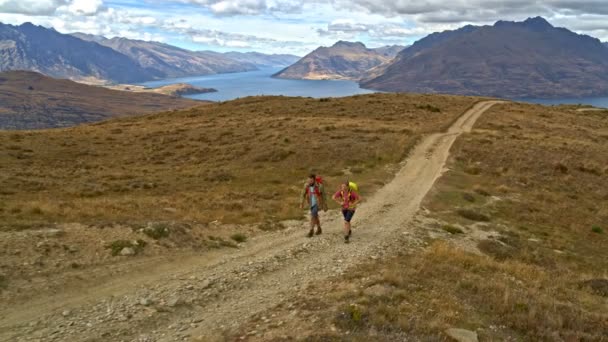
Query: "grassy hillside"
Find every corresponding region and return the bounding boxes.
[0,71,201,129]
[0,93,478,229]
[229,103,608,341]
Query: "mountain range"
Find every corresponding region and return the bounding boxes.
[361,17,608,98]
[274,41,404,80]
[0,70,200,129]
[0,23,155,84]
[0,23,299,84]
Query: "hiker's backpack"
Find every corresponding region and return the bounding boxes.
[306,176,324,196]
[348,181,358,192]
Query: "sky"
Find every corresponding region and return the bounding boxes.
[0,0,607,55]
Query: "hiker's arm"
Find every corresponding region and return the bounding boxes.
[332,191,342,205]
[353,193,362,207]
[299,185,307,208]
[320,184,328,210]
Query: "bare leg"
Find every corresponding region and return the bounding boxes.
[315,216,322,235]
[307,216,315,237]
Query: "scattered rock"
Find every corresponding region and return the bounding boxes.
[201,279,212,289]
[61,310,71,317]
[163,207,178,213]
[31,228,65,238]
[445,328,479,342]
[579,279,608,297]
[139,298,152,306]
[167,297,182,307]
[363,284,392,297]
[120,247,136,256]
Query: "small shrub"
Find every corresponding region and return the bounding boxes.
[0,274,7,289]
[230,233,247,243]
[554,162,568,174]
[462,193,476,203]
[473,186,491,197]
[579,279,608,297]
[591,226,603,234]
[443,225,465,234]
[219,239,238,248]
[478,239,515,260]
[464,165,482,175]
[107,239,147,256]
[143,223,170,240]
[29,207,44,215]
[335,303,367,330]
[204,170,235,182]
[416,104,441,112]
[457,209,490,222]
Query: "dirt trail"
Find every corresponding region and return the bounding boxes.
[0,101,503,342]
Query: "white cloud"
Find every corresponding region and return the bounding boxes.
[2,0,608,54]
[62,0,104,16]
[0,0,66,15]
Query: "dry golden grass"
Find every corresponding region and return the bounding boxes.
[230,102,608,341]
[0,93,477,229]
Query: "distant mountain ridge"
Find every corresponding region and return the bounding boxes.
[0,23,300,84]
[0,23,156,83]
[221,51,300,68]
[72,33,257,79]
[274,41,405,80]
[361,17,608,98]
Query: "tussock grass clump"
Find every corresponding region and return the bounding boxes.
[462,192,476,202]
[416,104,441,112]
[456,209,490,222]
[591,226,603,234]
[230,233,247,243]
[443,225,465,234]
[0,274,7,289]
[106,239,147,256]
[579,279,608,297]
[477,239,516,260]
[143,223,170,240]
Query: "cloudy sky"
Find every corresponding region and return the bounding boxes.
[0,0,607,55]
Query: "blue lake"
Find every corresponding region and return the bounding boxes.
[142,68,608,108]
[517,97,608,108]
[141,67,375,101]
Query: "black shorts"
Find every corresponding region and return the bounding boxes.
[342,209,355,222]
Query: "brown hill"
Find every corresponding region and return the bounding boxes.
[274,41,403,80]
[0,71,201,129]
[362,17,608,98]
[0,93,477,227]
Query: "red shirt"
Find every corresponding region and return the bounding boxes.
[334,190,360,210]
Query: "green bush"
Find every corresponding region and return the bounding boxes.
[457,209,491,222]
[443,225,465,234]
[230,233,247,243]
[107,239,147,256]
[0,274,7,289]
[144,223,170,240]
[591,226,603,234]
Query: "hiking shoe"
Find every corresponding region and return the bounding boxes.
[344,235,350,243]
[307,229,314,238]
[315,227,322,235]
